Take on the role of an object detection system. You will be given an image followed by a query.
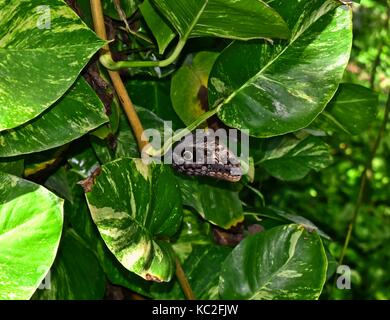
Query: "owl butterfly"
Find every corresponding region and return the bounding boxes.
[172,131,242,182]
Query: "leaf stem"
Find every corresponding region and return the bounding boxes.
[90,0,147,151]
[98,0,209,70]
[244,183,266,207]
[338,90,390,266]
[175,257,196,300]
[144,105,222,157]
[100,38,186,70]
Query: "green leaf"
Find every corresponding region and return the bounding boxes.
[150,0,208,38]
[65,166,153,296]
[257,207,331,240]
[209,1,352,137]
[256,135,333,181]
[219,224,327,300]
[103,0,139,20]
[0,172,63,300]
[0,158,24,176]
[85,158,183,282]
[178,176,244,229]
[0,0,105,131]
[151,244,231,299]
[316,83,379,135]
[22,147,67,178]
[171,51,219,126]
[325,249,338,280]
[179,244,231,300]
[140,0,176,54]
[126,80,183,129]
[33,229,106,300]
[152,0,290,40]
[91,106,166,164]
[44,167,74,202]
[75,0,94,28]
[68,144,100,179]
[172,209,213,262]
[0,77,109,157]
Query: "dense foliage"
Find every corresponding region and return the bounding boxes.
[0,0,388,300]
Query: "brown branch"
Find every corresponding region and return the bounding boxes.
[90,0,147,152]
[175,258,196,300]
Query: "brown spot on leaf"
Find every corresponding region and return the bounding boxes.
[79,167,102,193]
[107,134,118,151]
[247,224,265,235]
[197,85,209,111]
[84,63,114,115]
[213,224,245,246]
[145,274,162,283]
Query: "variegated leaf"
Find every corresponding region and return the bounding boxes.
[172,209,213,262]
[255,135,333,181]
[315,83,379,135]
[0,172,63,300]
[151,244,231,299]
[33,229,106,300]
[219,224,327,300]
[178,176,244,229]
[151,0,290,40]
[85,158,183,282]
[0,77,109,157]
[209,0,353,137]
[139,0,176,54]
[171,51,219,126]
[0,158,24,176]
[0,0,105,131]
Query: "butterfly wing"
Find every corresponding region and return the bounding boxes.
[172,132,242,182]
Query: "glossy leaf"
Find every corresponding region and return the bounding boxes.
[256,135,333,181]
[0,0,105,131]
[257,207,331,240]
[172,209,213,262]
[150,0,207,38]
[171,52,219,125]
[219,224,327,299]
[44,167,74,202]
[179,244,231,300]
[85,158,183,282]
[209,1,352,137]
[178,176,244,229]
[0,158,24,176]
[33,229,106,300]
[152,244,231,299]
[91,106,165,164]
[126,80,183,129]
[316,83,379,135]
[65,166,153,297]
[68,145,101,179]
[0,172,63,300]
[23,147,67,178]
[140,0,176,54]
[151,0,290,40]
[0,78,109,157]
